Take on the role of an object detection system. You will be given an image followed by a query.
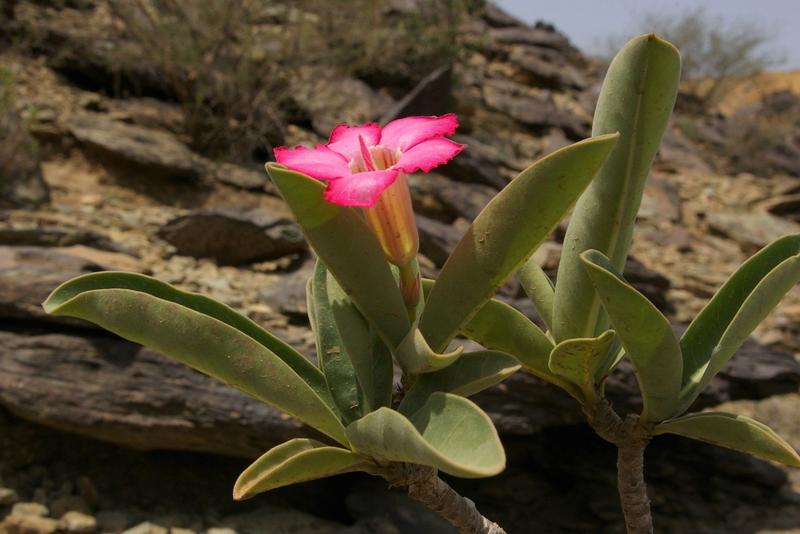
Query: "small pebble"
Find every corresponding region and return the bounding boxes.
[11,501,49,517]
[122,522,169,534]
[58,511,98,534]
[3,514,59,534]
[0,487,19,506]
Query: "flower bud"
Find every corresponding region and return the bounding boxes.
[363,171,419,266]
[354,142,419,267]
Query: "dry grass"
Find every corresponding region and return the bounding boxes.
[105,0,478,163]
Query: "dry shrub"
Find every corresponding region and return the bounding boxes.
[602,7,783,111]
[108,0,289,162]
[107,0,478,163]
[720,91,800,177]
[0,68,49,207]
[290,0,479,90]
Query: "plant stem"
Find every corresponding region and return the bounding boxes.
[381,463,506,534]
[398,258,422,322]
[584,399,653,534]
[617,439,653,534]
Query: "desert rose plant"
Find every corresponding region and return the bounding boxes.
[41,33,800,534]
[457,34,799,533]
[43,104,617,532]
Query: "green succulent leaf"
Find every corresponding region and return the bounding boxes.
[580,250,682,422]
[654,412,800,468]
[311,262,360,421]
[548,330,615,402]
[419,133,619,353]
[346,392,505,478]
[396,327,464,374]
[233,438,375,500]
[679,235,800,410]
[517,257,555,332]
[311,261,393,415]
[452,286,577,397]
[554,33,681,342]
[42,271,348,445]
[398,351,521,416]
[267,163,410,349]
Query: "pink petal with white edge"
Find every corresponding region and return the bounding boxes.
[274,145,350,181]
[380,114,459,152]
[327,123,382,160]
[395,137,465,174]
[323,169,399,207]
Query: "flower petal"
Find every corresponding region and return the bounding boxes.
[395,138,465,174]
[324,169,399,207]
[380,114,459,152]
[273,145,351,181]
[327,123,382,160]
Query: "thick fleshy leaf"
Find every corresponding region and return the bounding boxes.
[323,169,399,208]
[311,261,393,415]
[273,145,350,181]
[398,351,520,416]
[548,330,615,402]
[395,137,465,174]
[554,34,680,343]
[580,250,682,422]
[420,133,619,353]
[380,113,459,152]
[395,327,463,374]
[42,272,348,445]
[346,392,505,478]
[654,412,800,468]
[327,123,381,160]
[517,257,555,332]
[679,235,800,409]
[311,261,363,422]
[267,163,411,349]
[440,280,577,398]
[233,439,375,500]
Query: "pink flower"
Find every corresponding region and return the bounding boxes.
[273,114,464,207]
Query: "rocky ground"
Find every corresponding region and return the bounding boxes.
[2,1,800,532]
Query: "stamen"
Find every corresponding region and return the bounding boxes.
[358,135,377,172]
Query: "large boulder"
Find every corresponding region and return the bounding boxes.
[0,322,795,459]
[0,246,103,326]
[0,331,316,459]
[67,114,204,179]
[157,209,306,265]
[482,79,589,138]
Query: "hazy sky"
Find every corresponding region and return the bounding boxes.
[496,0,800,70]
